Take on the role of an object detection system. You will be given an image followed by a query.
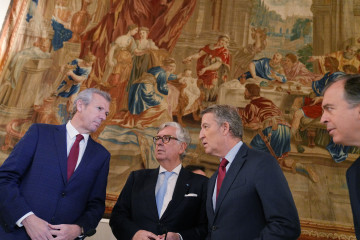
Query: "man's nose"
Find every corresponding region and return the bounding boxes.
[155,138,164,145]
[199,129,204,139]
[320,112,327,124]
[100,112,107,121]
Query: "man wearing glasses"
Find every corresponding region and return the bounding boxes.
[110,122,208,240]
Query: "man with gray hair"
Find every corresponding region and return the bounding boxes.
[199,105,301,239]
[320,74,360,239]
[0,88,111,240]
[110,122,208,240]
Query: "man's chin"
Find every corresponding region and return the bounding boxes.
[90,127,98,133]
[203,148,212,154]
[155,154,165,159]
[332,136,344,145]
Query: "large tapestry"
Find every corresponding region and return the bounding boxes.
[0,0,359,239]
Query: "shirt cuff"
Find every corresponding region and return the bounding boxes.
[79,225,84,238]
[178,233,183,240]
[16,212,34,227]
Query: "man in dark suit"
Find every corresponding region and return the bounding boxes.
[110,122,208,240]
[320,75,360,239]
[0,88,111,240]
[199,105,301,239]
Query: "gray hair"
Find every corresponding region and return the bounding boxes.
[158,122,191,158]
[72,88,111,116]
[322,74,360,107]
[201,105,243,139]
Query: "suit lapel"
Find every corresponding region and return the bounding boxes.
[146,169,160,219]
[69,136,96,182]
[207,172,217,214]
[215,144,249,213]
[161,167,188,219]
[54,125,68,184]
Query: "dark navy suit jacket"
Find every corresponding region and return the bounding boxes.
[110,167,208,240]
[0,124,110,240]
[206,144,301,240]
[346,157,360,239]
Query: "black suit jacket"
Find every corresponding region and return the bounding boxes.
[206,144,300,240]
[346,157,360,239]
[110,167,208,240]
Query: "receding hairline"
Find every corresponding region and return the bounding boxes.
[322,75,347,95]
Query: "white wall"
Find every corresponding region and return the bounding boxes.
[0,0,11,31]
[88,219,116,240]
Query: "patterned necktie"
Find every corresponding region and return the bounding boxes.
[67,134,84,181]
[216,158,229,198]
[156,171,174,217]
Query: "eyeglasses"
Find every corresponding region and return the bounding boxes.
[153,135,179,144]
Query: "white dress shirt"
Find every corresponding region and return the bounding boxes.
[155,163,182,218]
[212,141,243,210]
[16,121,89,227]
[66,121,89,169]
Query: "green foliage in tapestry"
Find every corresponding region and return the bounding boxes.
[250,0,283,28]
[290,19,312,41]
[297,44,313,71]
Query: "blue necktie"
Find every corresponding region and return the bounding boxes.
[156,171,173,217]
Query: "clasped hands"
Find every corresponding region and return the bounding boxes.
[133,230,180,240]
[22,214,81,240]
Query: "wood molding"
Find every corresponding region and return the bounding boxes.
[300,219,356,240]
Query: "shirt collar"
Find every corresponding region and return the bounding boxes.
[223,140,243,164]
[159,163,182,175]
[66,121,89,143]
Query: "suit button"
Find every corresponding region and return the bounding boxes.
[62,192,65,197]
[212,226,217,231]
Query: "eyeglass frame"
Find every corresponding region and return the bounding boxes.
[153,135,180,144]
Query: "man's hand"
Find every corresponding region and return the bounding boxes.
[48,224,82,240]
[132,230,159,240]
[158,232,180,240]
[22,214,54,240]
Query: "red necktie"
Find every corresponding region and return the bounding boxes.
[67,134,84,181]
[216,158,229,198]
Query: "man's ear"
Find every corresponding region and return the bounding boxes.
[357,104,360,119]
[222,122,230,135]
[179,142,187,155]
[76,99,84,112]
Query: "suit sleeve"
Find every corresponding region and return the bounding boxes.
[109,171,142,239]
[74,149,110,233]
[254,156,301,240]
[178,177,208,240]
[346,164,360,239]
[0,124,39,232]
